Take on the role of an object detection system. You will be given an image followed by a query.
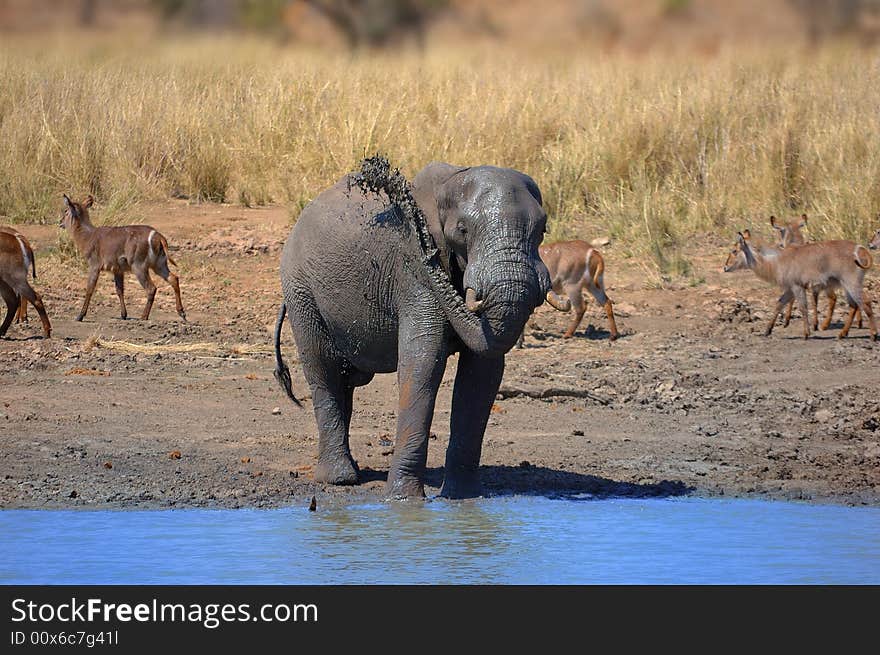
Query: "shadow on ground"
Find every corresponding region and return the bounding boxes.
[411,464,693,500]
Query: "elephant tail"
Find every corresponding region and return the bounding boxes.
[274,302,302,407]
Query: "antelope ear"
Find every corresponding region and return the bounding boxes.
[84,195,94,209]
[770,215,779,228]
[63,194,72,208]
[798,213,807,228]
[742,229,751,240]
[736,232,746,245]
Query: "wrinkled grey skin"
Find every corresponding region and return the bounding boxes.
[275,162,552,499]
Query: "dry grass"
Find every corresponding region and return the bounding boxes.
[2,35,879,279]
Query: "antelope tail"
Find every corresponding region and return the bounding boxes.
[25,242,35,280]
[587,248,604,286]
[274,302,301,407]
[15,236,35,279]
[157,234,178,267]
[855,245,873,270]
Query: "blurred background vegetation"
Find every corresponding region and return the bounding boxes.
[2,0,880,280]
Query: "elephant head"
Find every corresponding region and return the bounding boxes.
[410,161,553,356]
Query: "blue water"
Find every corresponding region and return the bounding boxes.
[1,497,879,584]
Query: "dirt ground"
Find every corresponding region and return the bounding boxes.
[1,201,878,509]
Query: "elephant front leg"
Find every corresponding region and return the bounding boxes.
[386,341,448,500]
[440,350,505,499]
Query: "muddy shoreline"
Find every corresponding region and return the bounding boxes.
[2,202,878,510]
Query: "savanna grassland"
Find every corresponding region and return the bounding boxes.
[1,35,879,509]
[2,36,880,279]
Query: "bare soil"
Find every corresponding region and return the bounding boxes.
[1,202,878,509]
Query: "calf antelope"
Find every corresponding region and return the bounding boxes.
[538,240,619,340]
[61,195,186,322]
[0,226,35,323]
[769,214,859,331]
[0,232,50,338]
[723,231,876,341]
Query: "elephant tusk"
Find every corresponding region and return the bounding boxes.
[465,288,485,314]
[545,291,571,312]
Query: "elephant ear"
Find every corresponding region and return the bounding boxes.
[411,162,468,274]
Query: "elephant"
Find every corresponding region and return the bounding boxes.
[274,157,554,499]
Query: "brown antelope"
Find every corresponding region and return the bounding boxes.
[0,226,35,323]
[723,230,876,340]
[538,240,619,340]
[61,195,186,322]
[0,232,50,338]
[870,228,880,250]
[769,214,861,331]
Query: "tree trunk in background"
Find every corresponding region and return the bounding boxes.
[79,0,97,25]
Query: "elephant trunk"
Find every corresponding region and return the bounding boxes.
[350,155,542,357]
[441,254,545,356]
[425,266,500,356]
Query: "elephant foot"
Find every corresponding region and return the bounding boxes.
[314,455,359,485]
[439,469,483,499]
[384,473,425,500]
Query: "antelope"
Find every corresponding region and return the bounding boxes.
[538,240,619,340]
[0,232,50,338]
[60,195,186,322]
[769,214,861,331]
[869,227,880,250]
[0,226,36,323]
[723,230,876,340]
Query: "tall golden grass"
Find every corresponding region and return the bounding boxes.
[1,35,879,277]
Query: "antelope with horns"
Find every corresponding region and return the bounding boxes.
[0,226,36,324]
[769,214,862,331]
[0,231,50,338]
[538,240,619,341]
[61,195,186,322]
[723,230,876,340]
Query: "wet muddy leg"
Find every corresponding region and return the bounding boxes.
[440,350,505,499]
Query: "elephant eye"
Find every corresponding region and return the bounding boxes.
[456,222,467,236]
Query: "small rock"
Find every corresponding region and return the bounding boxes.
[378,434,393,447]
[572,429,584,436]
[308,496,317,512]
[103,461,112,469]
[591,237,611,248]
[69,490,78,498]
[519,460,531,468]
[814,409,834,424]
[168,450,182,460]
[241,457,251,463]
[271,407,281,415]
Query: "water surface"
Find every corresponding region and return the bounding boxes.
[2,496,878,584]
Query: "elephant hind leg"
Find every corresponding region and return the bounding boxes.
[311,381,360,485]
[287,288,359,485]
